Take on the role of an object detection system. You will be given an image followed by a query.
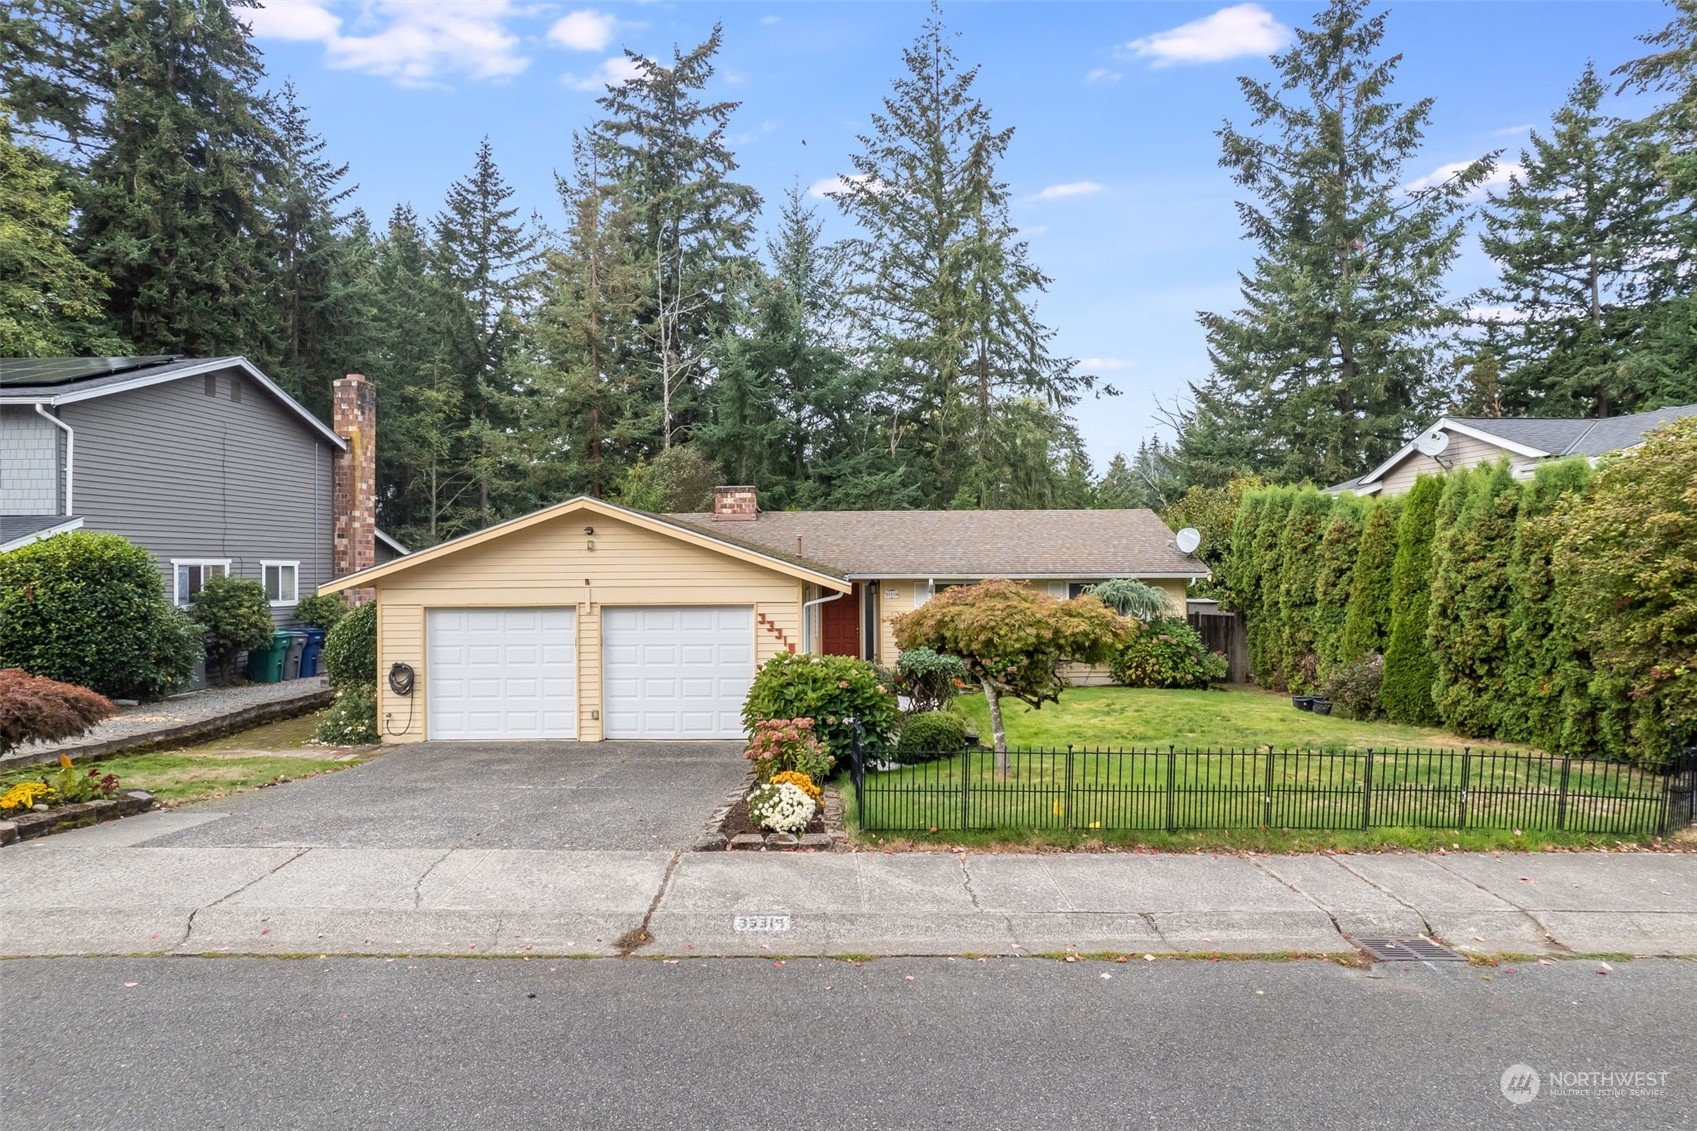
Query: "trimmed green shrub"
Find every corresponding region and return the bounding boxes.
[1273,489,1333,692]
[1338,497,1402,663]
[1109,618,1228,689]
[1428,462,1521,737]
[1312,495,1367,679]
[891,647,969,714]
[0,531,201,699]
[316,683,378,745]
[293,593,348,630]
[1241,487,1298,686]
[1502,459,1598,749]
[322,601,378,690]
[894,710,969,763]
[1321,654,1384,722]
[1554,418,1697,766]
[191,575,274,683]
[1382,475,1444,726]
[742,652,900,761]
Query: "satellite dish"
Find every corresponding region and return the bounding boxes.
[1175,527,1202,555]
[1413,428,1451,457]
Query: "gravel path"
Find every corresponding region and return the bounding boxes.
[3,678,331,764]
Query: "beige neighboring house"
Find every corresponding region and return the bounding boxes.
[1329,403,1697,497]
[318,487,1208,744]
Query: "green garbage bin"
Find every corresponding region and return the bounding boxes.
[246,631,291,683]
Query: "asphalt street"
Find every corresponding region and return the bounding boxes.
[2,955,1690,1130]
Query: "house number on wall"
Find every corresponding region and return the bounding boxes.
[733,915,791,932]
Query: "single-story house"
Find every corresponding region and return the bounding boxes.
[0,356,407,624]
[317,487,1209,744]
[1328,403,1697,497]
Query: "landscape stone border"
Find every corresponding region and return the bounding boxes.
[0,686,333,770]
[0,791,157,846]
[694,768,850,852]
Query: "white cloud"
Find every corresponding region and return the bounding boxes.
[760,15,781,26]
[547,9,615,52]
[1466,305,1529,324]
[1034,181,1105,201]
[247,1,529,86]
[808,174,880,199]
[1494,123,1535,137]
[1080,357,1134,371]
[1085,67,1122,84]
[1403,160,1524,200]
[1124,4,1290,67]
[1023,225,1050,236]
[563,55,645,92]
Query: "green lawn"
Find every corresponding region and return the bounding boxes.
[0,710,362,808]
[846,687,1670,846]
[951,684,1530,752]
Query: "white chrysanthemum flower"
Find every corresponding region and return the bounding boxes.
[749,781,817,834]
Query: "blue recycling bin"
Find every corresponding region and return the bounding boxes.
[299,628,327,678]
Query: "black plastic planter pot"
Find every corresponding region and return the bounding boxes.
[1292,695,1315,711]
[1310,698,1334,716]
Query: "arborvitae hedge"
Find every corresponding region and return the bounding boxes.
[1273,489,1333,692]
[1429,461,1522,737]
[1381,475,1445,726]
[1338,496,1402,663]
[1313,495,1367,679]
[1245,488,1297,687]
[1502,459,1598,749]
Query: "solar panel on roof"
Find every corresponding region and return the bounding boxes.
[0,356,179,386]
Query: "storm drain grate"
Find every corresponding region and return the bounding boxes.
[1353,936,1467,962]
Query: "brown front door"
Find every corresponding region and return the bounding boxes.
[820,584,860,656]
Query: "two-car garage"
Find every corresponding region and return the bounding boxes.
[327,496,847,745]
[426,605,754,741]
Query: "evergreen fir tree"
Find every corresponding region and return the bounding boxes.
[1475,64,1668,418]
[0,109,121,354]
[833,3,1089,507]
[591,26,761,451]
[1178,0,1490,485]
[1381,474,1444,724]
[75,0,281,360]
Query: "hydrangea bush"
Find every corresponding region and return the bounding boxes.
[747,780,817,834]
[743,718,834,782]
[742,653,899,761]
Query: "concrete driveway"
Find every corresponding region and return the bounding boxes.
[133,741,747,851]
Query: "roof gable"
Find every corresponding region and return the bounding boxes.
[0,356,346,451]
[317,497,852,595]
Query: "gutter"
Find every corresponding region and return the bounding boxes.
[800,588,847,654]
[34,404,73,513]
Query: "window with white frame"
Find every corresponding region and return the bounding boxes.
[262,561,299,606]
[173,560,229,605]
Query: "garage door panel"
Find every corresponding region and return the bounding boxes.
[428,608,577,740]
[603,606,753,739]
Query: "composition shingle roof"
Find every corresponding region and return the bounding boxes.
[668,509,1208,579]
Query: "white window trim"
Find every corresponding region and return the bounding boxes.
[171,558,232,606]
[261,560,300,607]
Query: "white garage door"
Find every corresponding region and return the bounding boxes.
[427,608,577,740]
[603,606,753,739]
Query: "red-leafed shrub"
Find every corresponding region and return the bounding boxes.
[0,668,117,755]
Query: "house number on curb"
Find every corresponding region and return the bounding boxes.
[733,915,791,932]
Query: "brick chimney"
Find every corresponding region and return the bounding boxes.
[332,374,377,600]
[712,485,758,521]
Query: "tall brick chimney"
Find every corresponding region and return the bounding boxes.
[332,374,377,599]
[712,485,758,521]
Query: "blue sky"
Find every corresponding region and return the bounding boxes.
[246,1,1665,469]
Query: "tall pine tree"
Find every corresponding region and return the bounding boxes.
[1178,0,1490,486]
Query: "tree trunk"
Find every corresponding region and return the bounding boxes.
[980,676,1009,777]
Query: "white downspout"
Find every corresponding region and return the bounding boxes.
[35,404,73,513]
[801,587,847,654]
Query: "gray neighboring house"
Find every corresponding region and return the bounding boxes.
[1328,403,1697,497]
[0,356,404,629]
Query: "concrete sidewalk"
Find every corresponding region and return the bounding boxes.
[3,815,1692,959]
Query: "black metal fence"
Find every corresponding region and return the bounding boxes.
[849,743,1697,837]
